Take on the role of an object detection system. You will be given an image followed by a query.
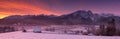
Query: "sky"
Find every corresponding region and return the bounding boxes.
[0,0,120,19]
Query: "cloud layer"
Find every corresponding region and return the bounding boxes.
[0,0,60,18]
[0,0,120,18]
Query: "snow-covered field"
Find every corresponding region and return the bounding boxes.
[0,30,120,39]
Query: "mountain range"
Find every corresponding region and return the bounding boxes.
[0,10,120,25]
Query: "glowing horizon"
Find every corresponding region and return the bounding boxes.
[0,0,120,19]
[0,0,61,19]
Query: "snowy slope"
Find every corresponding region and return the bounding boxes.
[0,30,120,39]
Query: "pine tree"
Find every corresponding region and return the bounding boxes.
[105,18,116,36]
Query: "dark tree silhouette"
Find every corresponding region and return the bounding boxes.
[105,18,116,36]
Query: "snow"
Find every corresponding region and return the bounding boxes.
[0,30,120,39]
[33,26,41,33]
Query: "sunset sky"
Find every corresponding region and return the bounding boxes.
[0,0,120,19]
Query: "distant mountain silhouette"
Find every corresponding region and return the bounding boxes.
[0,10,120,25]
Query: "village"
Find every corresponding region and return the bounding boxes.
[0,18,119,36]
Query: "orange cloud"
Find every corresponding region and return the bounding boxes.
[0,1,61,19]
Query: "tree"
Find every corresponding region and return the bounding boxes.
[22,27,27,32]
[105,18,116,36]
